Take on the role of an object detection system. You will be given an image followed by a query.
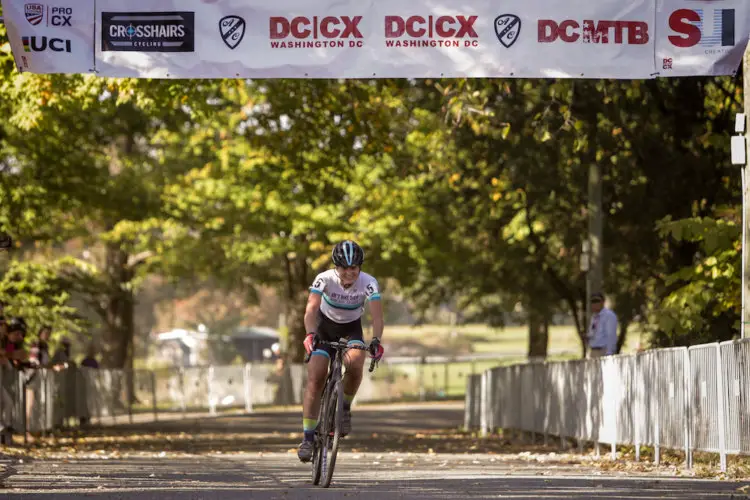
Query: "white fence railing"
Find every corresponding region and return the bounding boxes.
[464,339,750,471]
[0,354,505,442]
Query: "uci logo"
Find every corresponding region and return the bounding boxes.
[22,36,71,53]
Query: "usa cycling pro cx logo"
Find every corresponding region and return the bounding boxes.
[25,3,73,27]
[219,15,246,49]
[25,3,44,25]
[495,14,521,48]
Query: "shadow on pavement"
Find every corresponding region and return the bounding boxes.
[6,470,750,500]
[5,404,750,500]
[14,406,478,455]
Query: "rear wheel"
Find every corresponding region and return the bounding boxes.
[321,380,343,488]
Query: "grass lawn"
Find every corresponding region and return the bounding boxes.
[377,323,644,358]
[354,322,648,400]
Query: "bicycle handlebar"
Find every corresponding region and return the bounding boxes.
[303,339,380,372]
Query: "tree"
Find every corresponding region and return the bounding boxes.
[0,43,227,367]
[151,80,413,361]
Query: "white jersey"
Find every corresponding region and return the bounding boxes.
[309,269,381,324]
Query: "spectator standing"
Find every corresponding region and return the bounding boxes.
[587,292,618,357]
[51,337,72,369]
[3,318,28,369]
[80,344,99,368]
[0,316,8,366]
[29,325,52,368]
[78,344,98,426]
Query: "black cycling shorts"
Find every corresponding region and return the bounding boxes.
[312,312,365,359]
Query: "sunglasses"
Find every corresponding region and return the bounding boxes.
[337,266,360,271]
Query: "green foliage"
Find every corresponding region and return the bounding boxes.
[0,10,743,360]
[654,215,741,345]
[0,257,86,340]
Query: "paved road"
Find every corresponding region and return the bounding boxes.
[0,402,748,499]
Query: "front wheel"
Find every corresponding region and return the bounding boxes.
[321,380,343,488]
[311,387,327,485]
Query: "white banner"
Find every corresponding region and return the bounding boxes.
[370,0,656,79]
[1,0,95,74]
[2,0,748,78]
[93,0,657,79]
[656,0,750,76]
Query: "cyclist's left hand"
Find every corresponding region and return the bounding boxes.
[369,337,384,361]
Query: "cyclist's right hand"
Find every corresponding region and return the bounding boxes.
[303,333,317,355]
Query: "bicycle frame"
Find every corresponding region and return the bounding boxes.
[308,339,376,488]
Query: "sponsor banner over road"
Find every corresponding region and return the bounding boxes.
[1,0,749,78]
[92,0,656,79]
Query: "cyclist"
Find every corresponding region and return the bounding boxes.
[297,240,385,462]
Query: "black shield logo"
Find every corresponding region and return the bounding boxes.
[494,14,521,48]
[220,15,246,49]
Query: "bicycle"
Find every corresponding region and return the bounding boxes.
[304,339,378,488]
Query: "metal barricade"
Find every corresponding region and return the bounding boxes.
[688,344,722,454]
[208,365,246,413]
[462,339,750,473]
[720,339,750,455]
[0,366,22,436]
[651,348,689,451]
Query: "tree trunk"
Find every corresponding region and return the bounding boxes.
[284,253,311,363]
[573,297,588,359]
[616,315,630,355]
[101,242,135,370]
[527,306,550,360]
[286,290,308,362]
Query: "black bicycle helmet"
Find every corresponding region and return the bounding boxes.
[331,240,364,267]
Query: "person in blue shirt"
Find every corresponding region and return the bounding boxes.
[587,292,618,357]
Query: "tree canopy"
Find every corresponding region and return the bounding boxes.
[0,14,744,364]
